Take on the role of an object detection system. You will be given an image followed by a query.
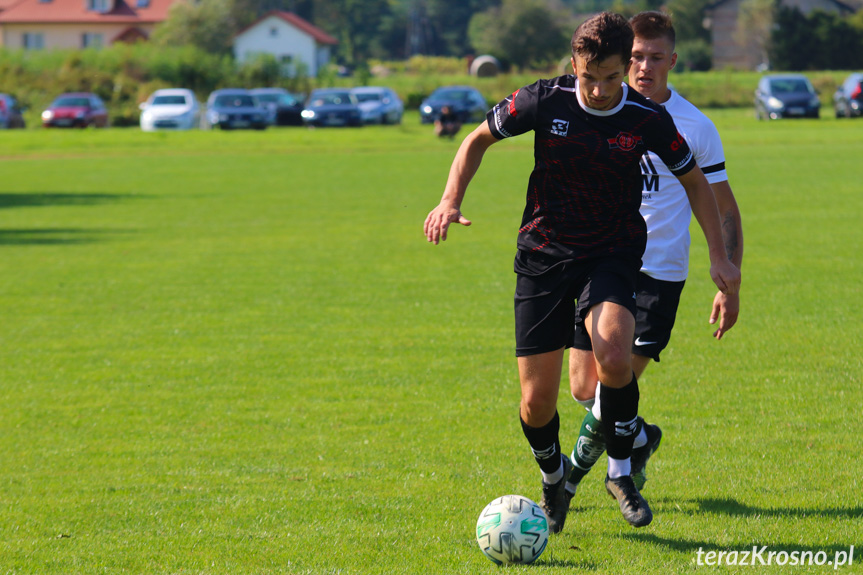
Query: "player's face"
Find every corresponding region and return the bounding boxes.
[572,54,631,111]
[629,35,677,103]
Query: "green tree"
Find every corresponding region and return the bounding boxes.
[469,0,570,70]
[151,0,234,55]
[665,0,711,43]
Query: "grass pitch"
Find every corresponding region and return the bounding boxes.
[0,112,860,574]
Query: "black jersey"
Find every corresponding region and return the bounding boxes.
[487,75,696,261]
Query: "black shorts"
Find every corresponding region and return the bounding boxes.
[514,250,639,357]
[571,271,685,361]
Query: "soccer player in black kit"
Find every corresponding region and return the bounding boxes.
[424,12,740,532]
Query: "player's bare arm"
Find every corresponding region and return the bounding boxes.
[709,179,744,339]
[424,122,499,244]
[675,167,741,296]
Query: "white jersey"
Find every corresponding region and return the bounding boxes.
[640,90,728,282]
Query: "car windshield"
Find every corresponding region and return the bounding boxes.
[429,89,470,102]
[255,94,279,104]
[310,93,352,106]
[152,95,189,105]
[214,95,255,107]
[54,97,91,107]
[770,79,813,94]
[354,93,382,103]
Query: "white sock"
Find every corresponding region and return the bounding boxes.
[591,382,602,421]
[633,426,647,449]
[607,456,631,479]
[541,457,564,484]
[574,395,595,410]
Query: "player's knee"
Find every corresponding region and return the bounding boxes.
[520,392,557,426]
[569,371,595,402]
[593,344,631,381]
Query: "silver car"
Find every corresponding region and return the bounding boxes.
[350,86,404,125]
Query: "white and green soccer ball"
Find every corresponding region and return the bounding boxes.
[475,494,549,565]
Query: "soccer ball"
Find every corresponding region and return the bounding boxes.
[475,494,549,565]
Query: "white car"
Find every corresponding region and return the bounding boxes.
[350,86,404,125]
[139,89,200,131]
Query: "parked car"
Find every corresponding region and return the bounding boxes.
[301,89,362,127]
[419,86,488,124]
[250,88,304,126]
[139,88,200,131]
[0,94,26,129]
[42,92,109,128]
[754,74,820,120]
[205,89,268,130]
[350,86,404,124]
[832,73,863,118]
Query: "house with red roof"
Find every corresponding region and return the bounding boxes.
[233,11,338,77]
[0,0,181,50]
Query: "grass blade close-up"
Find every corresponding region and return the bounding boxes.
[0,112,860,574]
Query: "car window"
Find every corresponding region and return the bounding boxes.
[278,94,298,106]
[152,95,189,105]
[54,97,91,107]
[311,93,352,106]
[354,93,381,103]
[214,95,255,107]
[255,94,279,104]
[430,89,470,102]
[769,78,813,94]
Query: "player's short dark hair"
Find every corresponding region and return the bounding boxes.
[629,11,676,47]
[571,12,634,67]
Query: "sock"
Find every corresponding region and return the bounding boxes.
[565,410,606,493]
[599,375,640,462]
[521,411,563,478]
[608,456,631,479]
[633,423,647,449]
[574,395,595,410]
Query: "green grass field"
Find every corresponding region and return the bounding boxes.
[0,111,860,574]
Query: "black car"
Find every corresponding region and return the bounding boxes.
[301,89,362,127]
[206,89,268,130]
[251,88,304,126]
[754,74,821,120]
[419,86,488,124]
[833,73,863,118]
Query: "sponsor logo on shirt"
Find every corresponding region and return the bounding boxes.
[551,119,569,137]
[607,132,643,152]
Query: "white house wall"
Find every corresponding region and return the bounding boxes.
[234,15,319,76]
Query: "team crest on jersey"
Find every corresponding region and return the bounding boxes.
[607,132,643,152]
[551,119,569,136]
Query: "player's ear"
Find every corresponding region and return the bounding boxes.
[670,52,678,70]
[624,59,633,76]
[571,56,577,75]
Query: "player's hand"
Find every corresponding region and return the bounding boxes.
[710,290,739,340]
[424,203,471,244]
[709,259,741,296]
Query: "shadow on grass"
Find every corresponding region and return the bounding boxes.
[0,192,131,209]
[654,496,863,520]
[0,228,133,245]
[621,533,854,559]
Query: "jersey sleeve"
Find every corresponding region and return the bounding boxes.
[486,82,539,140]
[691,118,728,184]
[649,106,696,176]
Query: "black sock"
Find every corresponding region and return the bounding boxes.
[520,411,562,475]
[599,375,640,460]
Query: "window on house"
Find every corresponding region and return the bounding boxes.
[136,0,150,6]
[22,33,44,50]
[87,0,111,12]
[270,27,278,37]
[82,33,104,49]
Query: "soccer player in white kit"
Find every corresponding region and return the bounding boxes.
[564,11,744,506]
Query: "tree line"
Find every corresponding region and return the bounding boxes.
[152,0,863,72]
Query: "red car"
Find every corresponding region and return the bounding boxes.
[42,92,109,128]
